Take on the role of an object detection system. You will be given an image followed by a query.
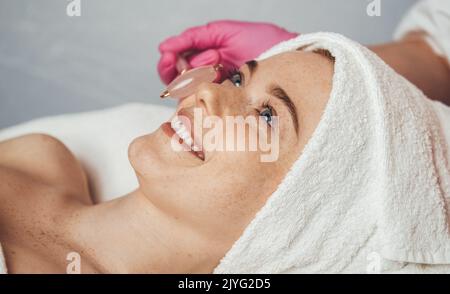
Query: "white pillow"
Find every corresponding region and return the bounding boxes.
[0,103,174,203]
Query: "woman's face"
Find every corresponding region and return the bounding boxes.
[129,50,333,249]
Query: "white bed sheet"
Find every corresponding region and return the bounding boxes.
[0,103,174,203]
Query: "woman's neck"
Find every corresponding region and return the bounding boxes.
[69,189,221,273]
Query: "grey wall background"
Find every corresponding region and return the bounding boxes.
[0,0,417,128]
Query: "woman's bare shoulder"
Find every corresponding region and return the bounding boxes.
[0,133,92,204]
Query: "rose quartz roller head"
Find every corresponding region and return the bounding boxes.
[160,63,223,99]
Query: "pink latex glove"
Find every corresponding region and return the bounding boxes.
[157,20,298,84]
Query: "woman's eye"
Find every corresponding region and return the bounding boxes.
[260,107,273,125]
[229,71,243,87]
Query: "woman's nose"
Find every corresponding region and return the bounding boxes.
[195,82,224,117]
[194,83,248,117]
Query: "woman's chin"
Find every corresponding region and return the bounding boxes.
[128,126,204,177]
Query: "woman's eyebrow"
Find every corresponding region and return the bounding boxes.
[243,60,299,135]
[268,84,299,135]
[245,60,258,77]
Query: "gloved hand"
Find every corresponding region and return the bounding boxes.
[157,20,298,84]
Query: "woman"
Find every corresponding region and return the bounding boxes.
[0,48,334,273]
[2,0,450,273]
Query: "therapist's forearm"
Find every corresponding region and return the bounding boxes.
[369,34,450,106]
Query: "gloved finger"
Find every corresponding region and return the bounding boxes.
[189,49,237,82]
[188,49,221,68]
[157,51,178,85]
[158,24,215,54]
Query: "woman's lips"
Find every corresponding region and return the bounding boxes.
[161,121,176,138]
[161,122,205,161]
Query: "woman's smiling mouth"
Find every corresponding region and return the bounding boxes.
[161,115,205,161]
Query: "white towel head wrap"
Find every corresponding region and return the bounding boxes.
[214,32,450,274]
